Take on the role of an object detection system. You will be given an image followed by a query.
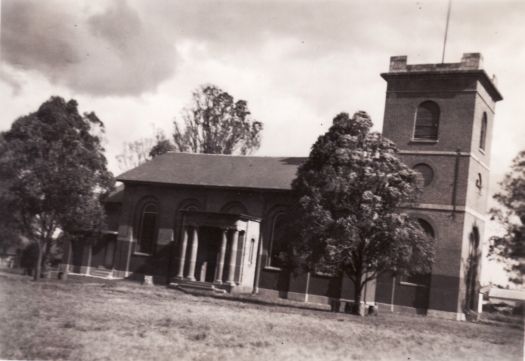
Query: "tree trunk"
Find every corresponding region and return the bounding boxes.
[353,282,363,315]
[42,239,53,277]
[34,242,43,281]
[349,267,366,316]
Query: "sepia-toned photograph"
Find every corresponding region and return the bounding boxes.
[0,0,523,360]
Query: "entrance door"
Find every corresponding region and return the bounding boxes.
[103,234,117,269]
[89,233,116,270]
[196,227,221,282]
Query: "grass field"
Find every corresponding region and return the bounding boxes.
[0,273,522,361]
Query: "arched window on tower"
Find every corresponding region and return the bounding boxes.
[479,112,488,151]
[414,101,440,140]
[417,218,435,238]
[137,203,158,254]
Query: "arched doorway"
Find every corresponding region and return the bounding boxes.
[465,226,481,311]
[396,218,434,311]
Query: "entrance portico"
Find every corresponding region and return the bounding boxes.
[174,211,261,293]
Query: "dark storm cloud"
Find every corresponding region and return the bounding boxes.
[1,0,177,96]
[88,2,143,54]
[0,0,449,96]
[2,0,523,98]
[1,1,82,74]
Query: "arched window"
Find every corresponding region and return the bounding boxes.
[414,101,440,140]
[137,203,158,254]
[417,218,435,238]
[248,238,256,265]
[269,213,287,268]
[479,113,487,150]
[470,226,480,251]
[466,226,481,310]
[220,201,248,215]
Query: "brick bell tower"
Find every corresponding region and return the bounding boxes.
[375,53,503,320]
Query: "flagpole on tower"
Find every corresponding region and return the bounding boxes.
[441,0,452,63]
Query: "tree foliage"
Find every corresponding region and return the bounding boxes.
[291,112,434,312]
[490,150,525,285]
[149,133,175,158]
[115,85,262,168]
[0,166,21,254]
[0,96,114,280]
[0,206,21,254]
[116,137,156,171]
[116,129,174,171]
[172,85,263,155]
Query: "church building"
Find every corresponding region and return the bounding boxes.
[61,53,502,320]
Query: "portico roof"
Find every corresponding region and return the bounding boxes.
[117,152,306,191]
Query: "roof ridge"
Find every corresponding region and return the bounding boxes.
[116,152,305,190]
[165,151,306,159]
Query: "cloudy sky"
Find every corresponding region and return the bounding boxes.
[1,0,524,285]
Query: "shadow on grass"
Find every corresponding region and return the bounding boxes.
[171,286,350,317]
[478,313,524,330]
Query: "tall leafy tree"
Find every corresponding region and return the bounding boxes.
[0,181,21,255]
[148,131,175,158]
[116,129,174,171]
[116,137,157,171]
[0,147,22,255]
[172,85,263,155]
[490,150,525,285]
[0,97,114,280]
[291,112,434,314]
[116,85,262,167]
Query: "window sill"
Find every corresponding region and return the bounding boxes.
[264,266,283,272]
[399,281,429,288]
[478,148,486,155]
[409,139,439,144]
[312,271,337,278]
[133,251,152,257]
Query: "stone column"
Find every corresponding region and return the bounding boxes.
[176,226,189,279]
[186,226,199,281]
[214,229,228,283]
[226,230,239,286]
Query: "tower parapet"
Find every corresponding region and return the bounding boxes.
[383,53,502,102]
[388,53,484,72]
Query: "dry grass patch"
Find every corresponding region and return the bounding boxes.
[0,274,522,361]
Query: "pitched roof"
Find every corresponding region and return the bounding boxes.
[104,184,124,203]
[117,152,306,191]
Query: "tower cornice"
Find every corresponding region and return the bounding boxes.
[381,53,503,102]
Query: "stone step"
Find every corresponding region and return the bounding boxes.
[89,268,113,278]
[170,280,214,290]
[169,280,228,294]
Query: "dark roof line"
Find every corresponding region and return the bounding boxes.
[117,152,306,191]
